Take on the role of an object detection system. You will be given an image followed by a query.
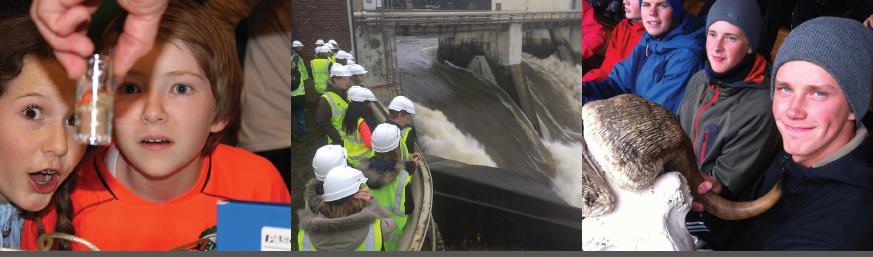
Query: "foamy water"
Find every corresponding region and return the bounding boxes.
[414,104,498,167]
[543,140,584,208]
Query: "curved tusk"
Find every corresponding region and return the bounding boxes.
[670,142,782,221]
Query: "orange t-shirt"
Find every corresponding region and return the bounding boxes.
[21,144,291,250]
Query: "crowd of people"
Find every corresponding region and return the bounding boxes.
[583,0,873,250]
[286,33,426,250]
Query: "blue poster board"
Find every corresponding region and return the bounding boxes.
[216,200,292,251]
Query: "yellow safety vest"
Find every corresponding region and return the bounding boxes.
[311,58,331,94]
[298,218,383,251]
[291,53,308,97]
[344,118,375,167]
[321,91,347,144]
[369,170,410,251]
[399,127,412,162]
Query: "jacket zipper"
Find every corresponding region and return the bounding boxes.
[692,84,720,155]
[700,129,709,169]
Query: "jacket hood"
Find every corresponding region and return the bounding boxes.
[361,158,405,189]
[707,54,770,92]
[304,178,323,212]
[298,202,395,250]
[643,15,705,55]
[694,54,771,105]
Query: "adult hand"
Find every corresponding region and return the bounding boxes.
[31,0,168,79]
[864,14,873,28]
[691,173,722,212]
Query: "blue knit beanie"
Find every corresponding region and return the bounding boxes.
[640,0,684,23]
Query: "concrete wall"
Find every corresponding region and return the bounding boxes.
[549,27,582,65]
[436,24,525,66]
[292,0,352,60]
[352,0,363,11]
[438,31,499,67]
[491,0,575,11]
[354,25,393,87]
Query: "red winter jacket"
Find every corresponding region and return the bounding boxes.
[582,1,606,60]
[582,19,645,82]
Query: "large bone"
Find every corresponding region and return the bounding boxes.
[582,171,696,251]
[580,94,782,221]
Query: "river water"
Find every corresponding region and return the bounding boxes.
[397,36,584,208]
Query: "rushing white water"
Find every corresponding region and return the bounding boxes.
[522,52,583,91]
[525,53,585,207]
[543,140,584,207]
[414,104,498,167]
[401,37,585,207]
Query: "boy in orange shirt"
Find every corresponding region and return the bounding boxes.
[22,1,291,250]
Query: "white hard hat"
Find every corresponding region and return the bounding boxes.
[324,43,336,50]
[292,40,303,47]
[330,63,352,77]
[322,166,368,202]
[315,39,324,45]
[371,123,401,153]
[328,39,338,46]
[336,50,354,60]
[347,86,377,102]
[388,96,416,114]
[316,46,330,54]
[312,145,348,181]
[347,64,368,75]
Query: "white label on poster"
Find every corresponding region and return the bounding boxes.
[261,226,292,251]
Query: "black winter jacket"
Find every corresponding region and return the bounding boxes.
[728,128,873,250]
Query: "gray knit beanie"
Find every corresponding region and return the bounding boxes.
[772,17,873,127]
[706,0,762,50]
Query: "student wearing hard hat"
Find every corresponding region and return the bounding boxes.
[298,166,396,251]
[328,40,340,57]
[359,124,423,251]
[347,63,368,88]
[314,39,325,54]
[317,64,353,145]
[343,86,379,167]
[386,96,422,168]
[324,42,338,63]
[305,145,350,211]
[336,50,354,65]
[310,46,334,95]
[291,40,310,140]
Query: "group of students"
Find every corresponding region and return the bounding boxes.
[299,95,423,250]
[582,0,873,250]
[290,38,369,141]
[0,1,292,250]
[290,32,424,251]
[297,98,421,251]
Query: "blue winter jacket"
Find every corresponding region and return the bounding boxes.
[581,16,705,113]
